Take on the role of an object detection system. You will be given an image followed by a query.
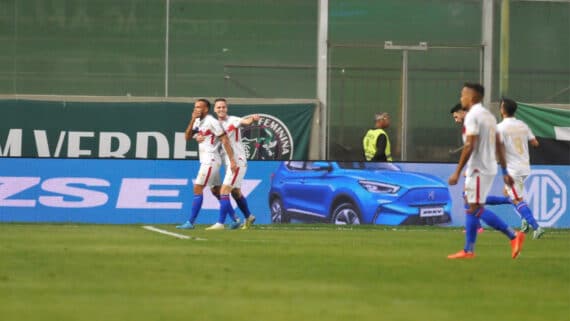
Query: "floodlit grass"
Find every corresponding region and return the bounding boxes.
[0,224,569,321]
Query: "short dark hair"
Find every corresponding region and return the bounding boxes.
[214,98,227,104]
[501,97,518,116]
[450,103,463,114]
[196,98,211,109]
[463,82,485,98]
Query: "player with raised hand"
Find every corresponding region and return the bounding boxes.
[176,98,237,230]
[212,98,259,229]
[447,83,525,259]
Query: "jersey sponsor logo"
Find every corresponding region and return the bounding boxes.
[525,169,567,227]
[240,114,294,160]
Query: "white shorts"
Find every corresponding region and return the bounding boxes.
[222,165,247,188]
[195,163,221,187]
[505,175,527,201]
[464,174,494,204]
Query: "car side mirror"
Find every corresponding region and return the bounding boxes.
[312,161,332,172]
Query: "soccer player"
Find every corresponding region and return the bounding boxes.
[447,83,525,259]
[176,99,237,230]
[498,98,544,239]
[450,102,543,236]
[211,98,259,230]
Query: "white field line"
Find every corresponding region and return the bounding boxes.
[142,225,206,241]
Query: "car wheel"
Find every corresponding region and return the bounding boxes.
[331,202,361,225]
[270,198,290,223]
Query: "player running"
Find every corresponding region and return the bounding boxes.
[447,83,525,259]
[497,98,544,239]
[176,99,237,230]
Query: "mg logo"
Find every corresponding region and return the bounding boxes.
[525,169,567,227]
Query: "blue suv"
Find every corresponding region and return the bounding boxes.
[269,161,452,225]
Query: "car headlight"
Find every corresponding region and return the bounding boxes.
[358,180,400,193]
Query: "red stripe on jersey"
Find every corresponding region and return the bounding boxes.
[199,129,213,136]
[204,166,212,185]
[227,125,239,142]
[231,167,241,186]
[511,186,520,200]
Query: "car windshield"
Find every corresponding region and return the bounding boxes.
[337,162,400,171]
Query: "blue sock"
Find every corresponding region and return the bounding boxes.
[189,194,204,224]
[464,203,482,229]
[464,213,479,253]
[217,194,232,224]
[235,196,251,219]
[478,208,516,240]
[516,202,539,230]
[486,195,511,205]
[228,206,238,222]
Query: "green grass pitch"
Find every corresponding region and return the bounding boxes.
[1,224,568,321]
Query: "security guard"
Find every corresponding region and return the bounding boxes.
[363,113,392,162]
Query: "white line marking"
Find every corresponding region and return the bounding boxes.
[142,225,206,241]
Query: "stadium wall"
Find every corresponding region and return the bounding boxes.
[1,158,568,228]
[0,98,317,160]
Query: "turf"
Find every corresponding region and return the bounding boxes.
[0,224,569,321]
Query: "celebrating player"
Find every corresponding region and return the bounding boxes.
[211,98,258,229]
[447,83,525,259]
[176,98,237,230]
[497,98,544,239]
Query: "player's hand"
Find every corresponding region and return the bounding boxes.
[448,172,460,186]
[195,134,205,143]
[503,174,514,187]
[192,109,201,119]
[251,114,260,122]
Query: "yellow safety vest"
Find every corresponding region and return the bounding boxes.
[363,129,392,161]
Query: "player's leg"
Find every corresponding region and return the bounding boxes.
[508,176,544,239]
[177,165,211,229]
[211,185,239,224]
[206,183,234,230]
[232,188,256,229]
[203,164,232,230]
[461,192,483,234]
[476,175,525,258]
[448,178,480,259]
[227,165,255,229]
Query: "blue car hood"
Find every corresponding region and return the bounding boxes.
[339,169,446,188]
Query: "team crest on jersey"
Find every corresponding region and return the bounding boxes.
[241,114,294,160]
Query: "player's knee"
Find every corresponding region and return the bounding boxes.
[465,204,481,214]
[210,186,221,199]
[194,184,204,194]
[231,189,242,199]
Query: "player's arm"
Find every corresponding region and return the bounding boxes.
[496,132,514,186]
[185,109,202,141]
[526,124,539,147]
[240,114,260,126]
[448,134,475,185]
[220,133,238,173]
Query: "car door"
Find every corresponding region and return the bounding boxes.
[278,161,308,212]
[288,161,333,218]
